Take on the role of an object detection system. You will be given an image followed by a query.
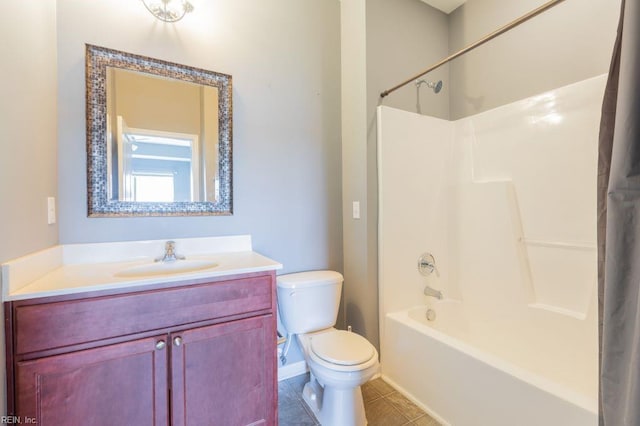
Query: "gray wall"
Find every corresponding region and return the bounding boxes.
[341,0,369,345]
[449,0,621,119]
[0,0,58,415]
[369,0,450,120]
[56,0,343,274]
[0,1,58,265]
[341,0,449,350]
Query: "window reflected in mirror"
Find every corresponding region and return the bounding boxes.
[106,68,219,203]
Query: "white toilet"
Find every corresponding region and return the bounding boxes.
[277,271,379,426]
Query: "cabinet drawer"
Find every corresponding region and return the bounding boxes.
[13,274,273,355]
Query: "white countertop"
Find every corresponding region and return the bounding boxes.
[1,236,282,301]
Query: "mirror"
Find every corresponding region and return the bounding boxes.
[86,45,232,216]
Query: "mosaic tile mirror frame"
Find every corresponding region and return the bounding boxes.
[86,44,233,216]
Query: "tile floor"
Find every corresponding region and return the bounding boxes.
[278,373,440,426]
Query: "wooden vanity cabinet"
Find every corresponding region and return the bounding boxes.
[16,334,169,425]
[5,271,278,426]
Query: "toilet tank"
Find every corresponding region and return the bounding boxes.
[276,271,343,334]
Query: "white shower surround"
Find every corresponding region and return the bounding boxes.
[377,75,605,425]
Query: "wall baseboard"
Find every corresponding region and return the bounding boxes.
[278,360,308,382]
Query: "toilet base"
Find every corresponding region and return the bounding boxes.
[302,375,367,426]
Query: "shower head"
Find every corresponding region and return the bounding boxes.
[416,79,443,94]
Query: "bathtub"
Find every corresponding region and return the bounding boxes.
[381,303,598,426]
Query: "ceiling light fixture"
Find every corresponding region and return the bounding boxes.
[142,0,194,23]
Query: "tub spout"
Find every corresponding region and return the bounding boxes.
[424,285,443,299]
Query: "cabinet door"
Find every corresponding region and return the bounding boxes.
[171,315,276,426]
[16,335,169,426]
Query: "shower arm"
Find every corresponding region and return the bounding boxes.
[379,0,566,99]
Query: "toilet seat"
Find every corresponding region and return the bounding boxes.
[308,330,377,372]
[311,330,374,365]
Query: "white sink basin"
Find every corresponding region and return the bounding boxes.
[115,259,219,278]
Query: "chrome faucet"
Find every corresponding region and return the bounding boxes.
[424,285,443,300]
[155,241,185,263]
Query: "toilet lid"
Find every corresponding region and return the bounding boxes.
[310,330,374,366]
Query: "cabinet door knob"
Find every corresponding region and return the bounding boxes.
[173,336,183,347]
[155,340,166,350]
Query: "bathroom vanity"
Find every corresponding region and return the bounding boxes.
[1,236,281,425]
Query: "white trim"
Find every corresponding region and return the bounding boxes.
[278,360,308,382]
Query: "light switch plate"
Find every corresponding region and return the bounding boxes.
[47,197,56,225]
[352,201,360,219]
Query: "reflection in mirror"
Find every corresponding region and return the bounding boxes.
[86,45,232,216]
[106,68,219,203]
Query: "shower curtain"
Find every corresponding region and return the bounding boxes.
[598,0,640,424]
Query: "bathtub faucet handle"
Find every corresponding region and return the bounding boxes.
[418,253,439,277]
